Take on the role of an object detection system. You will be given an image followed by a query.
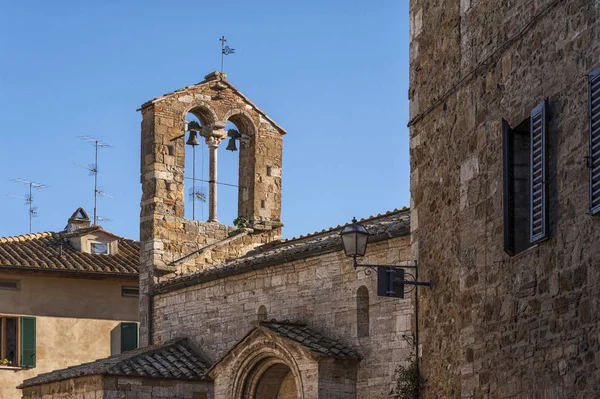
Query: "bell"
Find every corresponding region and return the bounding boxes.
[226,137,238,152]
[186,131,200,146]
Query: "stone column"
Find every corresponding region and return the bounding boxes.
[203,124,225,222]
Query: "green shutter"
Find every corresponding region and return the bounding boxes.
[120,322,139,353]
[20,317,36,368]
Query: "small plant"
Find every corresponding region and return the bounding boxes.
[392,355,424,399]
[233,216,249,229]
[0,358,12,366]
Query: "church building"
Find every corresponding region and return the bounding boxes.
[19,72,415,398]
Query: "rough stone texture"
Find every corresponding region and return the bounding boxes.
[139,72,286,347]
[209,322,359,398]
[409,0,600,397]
[153,234,413,398]
[21,375,212,399]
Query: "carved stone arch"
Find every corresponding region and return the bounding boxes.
[182,102,218,128]
[229,338,304,399]
[221,108,258,137]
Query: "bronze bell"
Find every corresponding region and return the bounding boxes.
[226,137,237,152]
[186,131,200,146]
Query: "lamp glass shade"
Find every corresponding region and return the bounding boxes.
[340,219,369,257]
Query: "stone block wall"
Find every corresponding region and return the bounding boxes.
[152,235,413,398]
[21,376,211,399]
[21,375,104,399]
[409,0,600,397]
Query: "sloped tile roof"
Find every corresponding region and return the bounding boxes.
[19,338,208,388]
[261,320,361,360]
[0,226,139,276]
[154,207,410,292]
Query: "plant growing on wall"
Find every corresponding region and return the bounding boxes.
[233,216,249,229]
[392,354,424,399]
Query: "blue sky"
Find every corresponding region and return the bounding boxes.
[0,0,409,240]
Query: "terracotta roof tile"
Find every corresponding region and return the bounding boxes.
[0,228,139,276]
[19,338,208,388]
[155,207,410,291]
[260,320,361,360]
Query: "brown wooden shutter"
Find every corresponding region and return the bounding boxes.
[502,119,515,255]
[589,67,600,214]
[530,100,548,243]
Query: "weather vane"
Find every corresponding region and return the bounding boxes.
[220,36,235,74]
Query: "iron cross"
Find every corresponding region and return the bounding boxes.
[220,36,227,74]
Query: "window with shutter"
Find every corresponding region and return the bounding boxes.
[20,317,36,368]
[120,322,139,353]
[589,67,600,215]
[530,100,548,242]
[502,99,549,255]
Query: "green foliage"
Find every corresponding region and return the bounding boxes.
[393,355,424,399]
[233,216,249,229]
[0,358,12,365]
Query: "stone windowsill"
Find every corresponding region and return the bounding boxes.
[0,365,23,370]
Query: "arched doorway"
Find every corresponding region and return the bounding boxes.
[254,363,298,399]
[241,357,300,399]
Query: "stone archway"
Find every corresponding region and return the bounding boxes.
[254,363,298,399]
[241,357,300,399]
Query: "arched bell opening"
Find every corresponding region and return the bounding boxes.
[183,112,208,221]
[218,111,256,227]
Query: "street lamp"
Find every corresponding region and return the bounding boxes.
[340,217,369,260]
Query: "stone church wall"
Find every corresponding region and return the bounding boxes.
[152,234,413,398]
[21,375,211,399]
[409,0,600,397]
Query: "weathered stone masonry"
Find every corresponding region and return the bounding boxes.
[138,72,286,347]
[409,0,600,397]
[152,229,413,398]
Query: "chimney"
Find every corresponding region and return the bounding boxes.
[66,207,91,232]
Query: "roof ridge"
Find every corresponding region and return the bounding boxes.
[0,231,55,243]
[278,206,410,244]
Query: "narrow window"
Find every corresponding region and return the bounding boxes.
[503,99,548,255]
[0,280,19,291]
[91,242,109,255]
[121,286,139,297]
[266,166,272,176]
[257,305,267,322]
[356,286,369,338]
[588,67,600,214]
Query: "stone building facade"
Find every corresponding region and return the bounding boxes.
[409,0,600,397]
[20,73,416,398]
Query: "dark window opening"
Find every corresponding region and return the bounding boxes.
[266,166,272,176]
[121,286,139,297]
[1,317,18,365]
[0,280,19,291]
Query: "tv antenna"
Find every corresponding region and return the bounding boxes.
[8,178,48,233]
[75,136,112,225]
[96,216,112,223]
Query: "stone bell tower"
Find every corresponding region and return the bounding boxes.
[138,72,285,345]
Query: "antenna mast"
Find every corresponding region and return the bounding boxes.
[75,136,112,225]
[8,179,48,233]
